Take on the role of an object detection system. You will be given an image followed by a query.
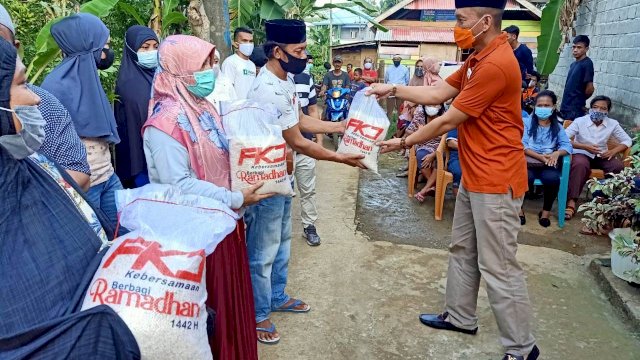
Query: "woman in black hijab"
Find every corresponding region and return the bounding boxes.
[114,25,159,188]
[0,38,139,359]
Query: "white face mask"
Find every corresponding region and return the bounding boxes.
[425,106,440,117]
[364,62,373,70]
[0,105,46,159]
[238,43,254,57]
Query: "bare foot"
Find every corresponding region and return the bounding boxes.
[256,319,279,343]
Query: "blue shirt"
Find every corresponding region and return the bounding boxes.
[522,118,573,155]
[446,128,458,162]
[560,57,594,120]
[513,43,534,81]
[384,64,410,86]
[29,84,90,175]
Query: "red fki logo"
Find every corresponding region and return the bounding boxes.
[346,118,384,140]
[238,143,286,166]
[102,238,206,283]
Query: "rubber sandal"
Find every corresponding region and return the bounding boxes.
[257,324,280,345]
[273,299,311,313]
[564,206,575,221]
[414,193,426,203]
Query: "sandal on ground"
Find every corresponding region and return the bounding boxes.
[538,211,551,228]
[564,206,575,221]
[273,299,311,313]
[257,324,280,345]
[414,192,426,203]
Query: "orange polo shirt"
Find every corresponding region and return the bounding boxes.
[446,33,528,198]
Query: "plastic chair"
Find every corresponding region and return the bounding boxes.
[407,145,418,198]
[434,137,453,221]
[531,155,571,228]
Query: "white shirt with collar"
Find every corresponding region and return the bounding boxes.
[564,114,632,159]
[247,65,300,130]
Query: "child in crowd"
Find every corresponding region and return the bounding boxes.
[350,68,366,97]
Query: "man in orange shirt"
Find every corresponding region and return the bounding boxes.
[368,1,538,359]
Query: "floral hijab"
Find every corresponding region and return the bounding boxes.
[143,35,230,188]
[422,57,443,87]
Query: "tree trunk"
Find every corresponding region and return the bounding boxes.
[150,0,162,35]
[202,0,231,59]
[188,0,210,42]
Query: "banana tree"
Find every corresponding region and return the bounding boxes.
[536,0,583,76]
[26,0,121,83]
[117,0,188,35]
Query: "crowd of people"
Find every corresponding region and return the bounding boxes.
[0,0,635,359]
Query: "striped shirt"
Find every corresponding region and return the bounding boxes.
[294,71,318,140]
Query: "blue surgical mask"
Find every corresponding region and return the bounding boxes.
[0,105,46,159]
[137,50,158,69]
[186,69,216,98]
[534,107,553,120]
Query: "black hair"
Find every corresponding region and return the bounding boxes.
[354,68,362,75]
[529,90,560,143]
[590,95,612,111]
[503,25,520,37]
[530,71,540,82]
[323,62,331,70]
[415,59,423,66]
[249,44,268,67]
[234,27,253,41]
[347,63,353,67]
[573,35,590,47]
[425,103,447,120]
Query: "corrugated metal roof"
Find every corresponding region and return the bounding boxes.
[406,0,521,10]
[375,27,454,43]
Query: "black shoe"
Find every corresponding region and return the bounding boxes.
[538,212,551,228]
[520,214,526,226]
[418,312,478,335]
[502,345,540,360]
[303,225,321,246]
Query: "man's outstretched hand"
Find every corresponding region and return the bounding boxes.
[365,83,395,100]
[337,153,366,169]
[377,138,403,154]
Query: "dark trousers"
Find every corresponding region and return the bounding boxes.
[528,166,561,211]
[568,154,624,199]
[386,97,402,119]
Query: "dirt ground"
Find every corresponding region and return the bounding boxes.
[258,153,640,360]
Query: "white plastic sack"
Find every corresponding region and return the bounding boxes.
[221,100,293,196]
[337,89,390,173]
[82,185,239,360]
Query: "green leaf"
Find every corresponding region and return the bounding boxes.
[536,0,565,75]
[162,11,188,32]
[340,0,378,13]
[230,0,257,28]
[260,0,286,21]
[28,48,61,84]
[117,2,147,26]
[162,0,179,20]
[274,0,296,13]
[80,0,120,17]
[314,4,388,32]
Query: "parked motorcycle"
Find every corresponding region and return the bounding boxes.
[324,87,351,148]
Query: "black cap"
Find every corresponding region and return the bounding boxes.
[265,19,306,44]
[455,0,507,9]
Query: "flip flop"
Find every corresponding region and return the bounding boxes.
[273,299,311,313]
[564,206,575,221]
[257,324,280,345]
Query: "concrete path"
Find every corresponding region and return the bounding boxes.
[259,159,640,360]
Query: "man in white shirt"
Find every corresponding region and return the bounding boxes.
[565,95,632,221]
[245,19,364,345]
[221,27,256,99]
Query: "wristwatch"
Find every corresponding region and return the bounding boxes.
[400,137,410,150]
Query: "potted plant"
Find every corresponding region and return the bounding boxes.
[609,228,640,284]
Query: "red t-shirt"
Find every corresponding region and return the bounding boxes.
[362,69,378,85]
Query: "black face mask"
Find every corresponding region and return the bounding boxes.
[393,60,401,67]
[96,48,115,70]
[278,49,307,75]
[415,68,424,77]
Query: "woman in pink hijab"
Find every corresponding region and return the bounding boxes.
[422,57,443,87]
[143,35,269,360]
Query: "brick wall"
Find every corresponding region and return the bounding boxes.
[547,0,640,127]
